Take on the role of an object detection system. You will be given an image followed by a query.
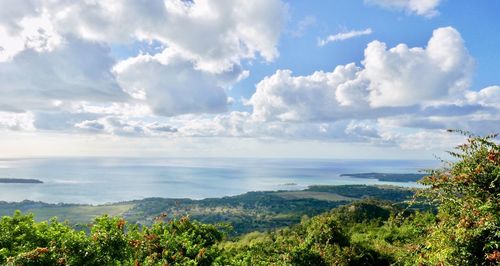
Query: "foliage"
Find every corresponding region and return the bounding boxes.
[217,200,405,265]
[0,185,414,237]
[0,213,223,265]
[414,131,500,265]
[0,133,498,265]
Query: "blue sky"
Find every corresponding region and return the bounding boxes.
[232,0,500,101]
[0,0,498,159]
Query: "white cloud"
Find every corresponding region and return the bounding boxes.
[0,26,25,62]
[234,26,498,150]
[0,0,286,119]
[0,12,62,62]
[71,102,152,117]
[0,0,495,160]
[114,48,243,116]
[75,117,177,137]
[378,108,500,136]
[0,37,128,112]
[466,86,500,107]
[365,0,442,17]
[248,27,474,123]
[365,27,473,107]
[0,112,34,131]
[384,129,467,151]
[43,0,286,73]
[345,120,381,140]
[249,67,342,122]
[318,28,372,46]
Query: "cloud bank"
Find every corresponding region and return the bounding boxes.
[0,0,496,154]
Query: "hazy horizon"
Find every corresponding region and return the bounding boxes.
[0,157,433,204]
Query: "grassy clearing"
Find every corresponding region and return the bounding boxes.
[275,191,356,201]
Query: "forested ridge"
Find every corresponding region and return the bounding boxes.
[0,133,498,265]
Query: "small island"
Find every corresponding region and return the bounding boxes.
[340,172,426,182]
[0,178,43,184]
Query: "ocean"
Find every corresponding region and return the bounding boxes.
[0,158,438,204]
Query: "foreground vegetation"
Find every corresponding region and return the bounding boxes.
[0,185,413,236]
[0,132,498,265]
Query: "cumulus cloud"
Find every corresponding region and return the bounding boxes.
[0,112,34,131]
[466,86,500,107]
[237,26,498,150]
[39,0,286,73]
[365,0,442,17]
[0,37,128,112]
[114,48,244,116]
[248,27,475,123]
[248,63,383,122]
[0,0,286,70]
[0,0,495,156]
[365,27,473,107]
[345,120,381,140]
[318,28,372,46]
[0,0,286,120]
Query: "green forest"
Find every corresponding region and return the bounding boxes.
[0,133,498,265]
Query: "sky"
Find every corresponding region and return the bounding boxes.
[0,0,498,159]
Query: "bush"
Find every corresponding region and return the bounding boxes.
[0,213,223,265]
[416,131,499,265]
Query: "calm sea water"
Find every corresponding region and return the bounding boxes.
[0,158,438,204]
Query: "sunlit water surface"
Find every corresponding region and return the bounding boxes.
[0,158,437,204]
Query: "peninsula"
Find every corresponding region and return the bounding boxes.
[340,172,426,182]
[0,178,43,184]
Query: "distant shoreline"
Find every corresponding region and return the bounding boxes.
[340,172,426,182]
[0,178,43,184]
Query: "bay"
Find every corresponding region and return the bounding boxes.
[0,157,437,204]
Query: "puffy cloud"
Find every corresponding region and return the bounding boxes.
[364,0,442,17]
[248,63,367,122]
[0,0,285,119]
[37,0,286,73]
[335,77,370,106]
[345,120,382,140]
[248,27,474,122]
[0,1,495,158]
[0,37,128,112]
[0,12,62,62]
[114,49,244,116]
[0,112,34,131]
[466,86,500,107]
[237,26,498,150]
[365,27,473,107]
